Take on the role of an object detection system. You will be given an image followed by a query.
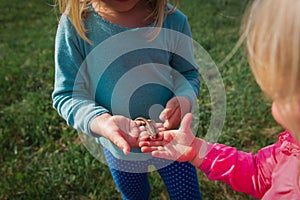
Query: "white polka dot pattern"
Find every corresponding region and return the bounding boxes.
[104,149,202,200]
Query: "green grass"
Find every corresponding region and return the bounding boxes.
[0,0,283,199]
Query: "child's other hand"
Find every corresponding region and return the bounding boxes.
[159,96,191,130]
[139,113,201,163]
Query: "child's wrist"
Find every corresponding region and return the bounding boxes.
[90,113,112,136]
[190,139,209,168]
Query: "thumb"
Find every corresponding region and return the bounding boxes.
[159,98,177,121]
[166,97,178,108]
[179,113,193,133]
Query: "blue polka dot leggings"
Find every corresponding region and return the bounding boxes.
[104,149,202,200]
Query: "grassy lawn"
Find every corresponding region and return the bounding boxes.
[0,0,283,199]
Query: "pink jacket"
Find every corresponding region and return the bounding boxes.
[199,131,300,199]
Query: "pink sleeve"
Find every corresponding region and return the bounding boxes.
[199,141,281,198]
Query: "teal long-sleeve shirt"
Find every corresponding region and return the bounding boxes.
[52,5,200,160]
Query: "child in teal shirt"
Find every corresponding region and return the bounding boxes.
[53,0,201,199]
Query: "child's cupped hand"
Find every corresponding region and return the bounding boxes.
[159,96,191,130]
[97,115,139,154]
[139,113,202,163]
[96,115,163,155]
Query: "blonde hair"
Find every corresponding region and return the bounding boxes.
[245,0,300,102]
[55,0,179,44]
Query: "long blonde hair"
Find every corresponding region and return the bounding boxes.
[244,0,300,139]
[245,0,300,102]
[55,0,180,44]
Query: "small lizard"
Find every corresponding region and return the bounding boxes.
[135,117,157,138]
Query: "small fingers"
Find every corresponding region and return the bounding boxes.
[111,134,131,155]
[154,122,164,134]
[139,140,165,147]
[151,150,172,160]
[139,129,164,141]
[140,146,161,153]
[163,108,181,129]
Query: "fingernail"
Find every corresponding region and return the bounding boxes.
[123,149,129,155]
[163,121,169,129]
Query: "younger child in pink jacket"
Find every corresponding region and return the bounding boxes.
[140,0,300,199]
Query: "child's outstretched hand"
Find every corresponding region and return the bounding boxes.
[139,113,206,164]
[159,96,191,130]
